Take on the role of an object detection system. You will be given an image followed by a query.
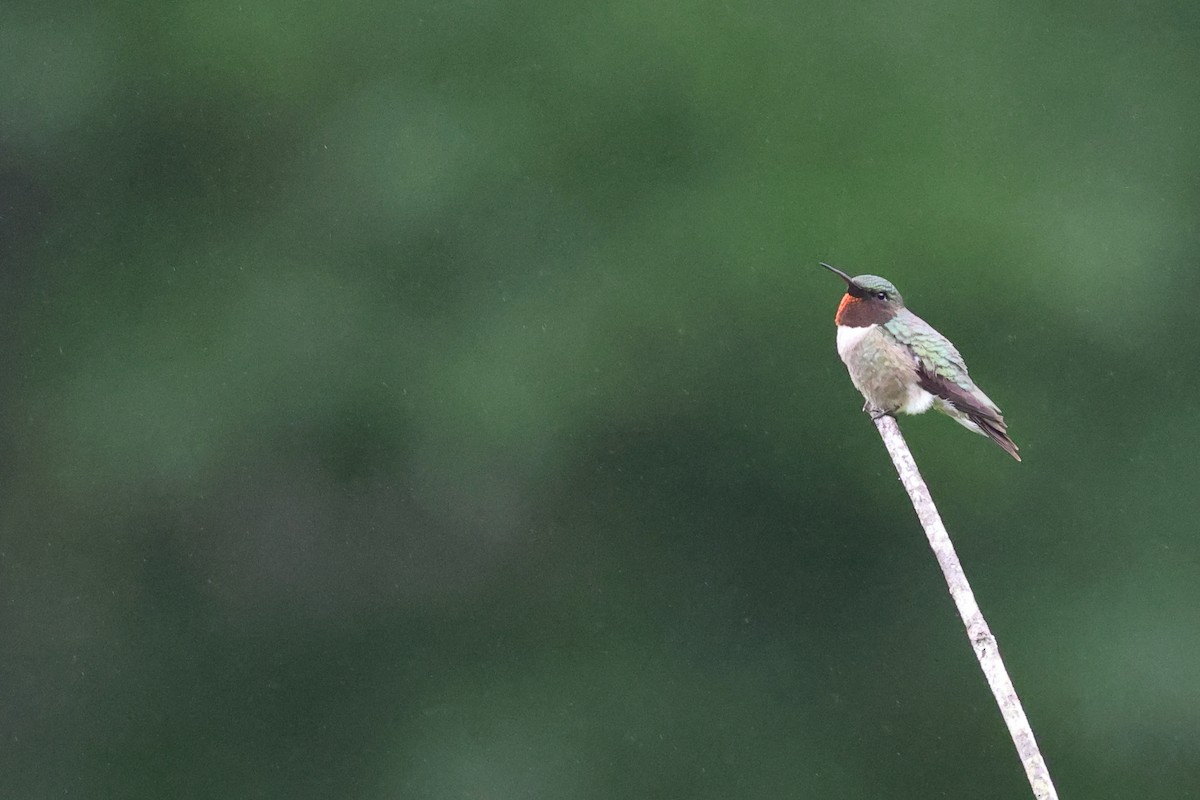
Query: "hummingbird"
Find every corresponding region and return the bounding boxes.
[822,262,1020,461]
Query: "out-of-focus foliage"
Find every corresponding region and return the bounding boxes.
[3,2,1199,797]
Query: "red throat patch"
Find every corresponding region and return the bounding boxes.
[835,294,859,325]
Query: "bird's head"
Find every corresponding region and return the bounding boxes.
[821,263,905,326]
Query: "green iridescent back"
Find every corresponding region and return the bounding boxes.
[884,309,973,389]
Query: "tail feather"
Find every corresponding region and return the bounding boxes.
[968,412,1021,462]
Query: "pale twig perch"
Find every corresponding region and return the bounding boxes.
[872,414,1058,800]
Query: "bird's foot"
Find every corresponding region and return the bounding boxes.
[863,402,895,421]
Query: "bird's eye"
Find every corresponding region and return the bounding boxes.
[876,291,888,300]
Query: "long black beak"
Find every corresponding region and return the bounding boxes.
[820,262,864,296]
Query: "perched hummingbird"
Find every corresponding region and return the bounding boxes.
[822,262,1020,461]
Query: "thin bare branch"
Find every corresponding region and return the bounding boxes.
[872,414,1058,800]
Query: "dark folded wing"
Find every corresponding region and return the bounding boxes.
[916,364,1021,461]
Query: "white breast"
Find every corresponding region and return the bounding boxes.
[836,324,876,361]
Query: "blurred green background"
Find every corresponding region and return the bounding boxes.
[3,1,1199,797]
